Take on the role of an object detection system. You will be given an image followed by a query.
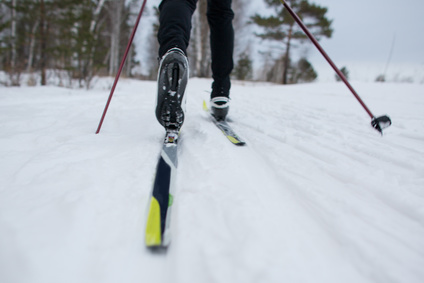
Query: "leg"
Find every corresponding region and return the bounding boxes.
[207,0,234,97]
[156,0,197,130]
[207,0,234,120]
[158,0,198,57]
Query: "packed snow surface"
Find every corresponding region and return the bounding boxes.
[1,78,423,283]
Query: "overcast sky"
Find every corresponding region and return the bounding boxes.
[274,0,424,82]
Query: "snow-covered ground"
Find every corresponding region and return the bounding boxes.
[1,78,423,283]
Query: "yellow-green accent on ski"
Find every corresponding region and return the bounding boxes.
[168,194,173,207]
[226,135,240,144]
[202,100,246,146]
[203,100,209,111]
[145,197,162,246]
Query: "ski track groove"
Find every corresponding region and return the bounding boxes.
[244,128,424,282]
[1,78,424,283]
[230,81,424,282]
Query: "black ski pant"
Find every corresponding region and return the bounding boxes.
[158,0,234,93]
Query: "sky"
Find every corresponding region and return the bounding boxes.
[136,0,424,83]
[250,0,424,82]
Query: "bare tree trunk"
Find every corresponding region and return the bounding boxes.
[190,9,200,77]
[90,0,106,32]
[125,45,133,77]
[109,0,124,76]
[85,0,106,88]
[109,26,118,75]
[11,0,16,71]
[10,0,20,85]
[232,0,249,57]
[282,25,293,84]
[147,7,160,80]
[188,2,210,78]
[39,0,47,85]
[27,21,39,73]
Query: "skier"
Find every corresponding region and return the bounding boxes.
[156,0,234,131]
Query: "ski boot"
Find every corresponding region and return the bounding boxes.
[156,48,189,131]
[210,81,230,121]
[210,96,230,121]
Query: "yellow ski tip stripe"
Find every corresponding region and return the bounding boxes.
[202,100,209,111]
[227,135,240,144]
[145,197,162,247]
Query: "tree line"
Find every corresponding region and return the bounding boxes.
[1,0,140,87]
[1,0,334,87]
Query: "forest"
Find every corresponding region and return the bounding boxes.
[0,0,334,87]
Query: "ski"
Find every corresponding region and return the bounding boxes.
[203,100,246,146]
[145,130,179,248]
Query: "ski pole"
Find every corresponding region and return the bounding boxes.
[279,0,391,134]
[96,0,148,134]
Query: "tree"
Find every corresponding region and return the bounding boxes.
[252,0,333,84]
[106,0,123,76]
[375,74,385,82]
[1,0,138,88]
[188,0,211,78]
[290,57,316,83]
[335,66,349,81]
[146,6,160,80]
[233,51,252,80]
[10,0,17,84]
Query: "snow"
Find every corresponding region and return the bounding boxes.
[1,77,423,283]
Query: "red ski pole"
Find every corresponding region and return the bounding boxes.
[96,0,148,134]
[279,0,391,134]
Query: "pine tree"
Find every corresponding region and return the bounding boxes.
[290,57,317,83]
[335,66,349,81]
[1,0,137,87]
[252,0,332,84]
[233,52,252,81]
